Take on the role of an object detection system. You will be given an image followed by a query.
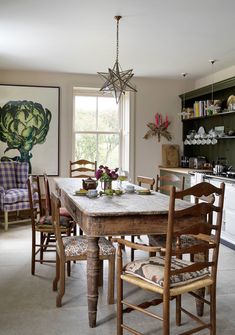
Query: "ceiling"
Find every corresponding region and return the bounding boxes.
[1,0,235,79]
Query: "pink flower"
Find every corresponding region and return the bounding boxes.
[165,114,168,128]
[155,113,159,127]
[95,165,119,181]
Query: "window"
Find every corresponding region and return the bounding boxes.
[73,88,132,174]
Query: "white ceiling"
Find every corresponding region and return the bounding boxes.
[1,0,235,79]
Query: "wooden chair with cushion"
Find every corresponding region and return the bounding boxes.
[51,192,116,307]
[115,181,225,335]
[69,161,97,235]
[28,176,74,275]
[43,173,77,237]
[149,173,185,255]
[130,176,155,261]
[69,159,97,178]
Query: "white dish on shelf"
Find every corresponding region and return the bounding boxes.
[198,126,206,135]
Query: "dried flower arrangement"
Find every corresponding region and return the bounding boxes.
[143,113,172,142]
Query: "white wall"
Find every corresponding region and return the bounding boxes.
[0,69,194,181]
[133,76,192,179]
[195,65,235,88]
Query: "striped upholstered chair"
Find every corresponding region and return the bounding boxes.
[0,161,30,231]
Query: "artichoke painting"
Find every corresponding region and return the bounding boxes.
[0,100,52,173]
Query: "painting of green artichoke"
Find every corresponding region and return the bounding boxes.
[0,100,52,173]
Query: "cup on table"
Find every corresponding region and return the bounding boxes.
[87,189,98,198]
[125,184,135,193]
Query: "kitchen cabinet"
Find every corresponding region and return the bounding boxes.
[160,168,235,249]
[179,76,235,167]
[209,178,235,250]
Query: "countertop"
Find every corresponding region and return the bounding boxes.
[159,166,235,183]
[159,167,212,174]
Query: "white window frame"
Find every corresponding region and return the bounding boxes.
[72,88,134,180]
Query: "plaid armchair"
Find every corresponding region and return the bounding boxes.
[0,161,30,231]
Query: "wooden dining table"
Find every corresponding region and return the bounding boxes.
[54,178,191,328]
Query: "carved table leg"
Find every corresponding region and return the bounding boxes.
[87,236,99,328]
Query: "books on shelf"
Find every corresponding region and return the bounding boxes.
[192,100,213,118]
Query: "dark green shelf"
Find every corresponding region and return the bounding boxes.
[182,110,235,122]
[180,76,235,167]
[218,136,235,139]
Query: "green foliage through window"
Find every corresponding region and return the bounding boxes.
[74,94,120,168]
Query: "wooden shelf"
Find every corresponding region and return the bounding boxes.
[182,110,235,122]
[181,76,235,168]
[218,136,235,139]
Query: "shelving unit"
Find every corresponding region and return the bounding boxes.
[182,110,235,122]
[179,76,235,167]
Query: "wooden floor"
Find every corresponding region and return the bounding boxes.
[0,222,235,335]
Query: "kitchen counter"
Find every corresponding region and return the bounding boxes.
[203,174,235,183]
[159,166,235,250]
[159,166,235,183]
[159,167,212,174]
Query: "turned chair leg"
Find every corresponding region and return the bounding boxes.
[163,295,170,335]
[40,232,44,264]
[131,236,135,261]
[117,247,123,335]
[56,261,65,307]
[107,255,115,304]
[176,295,182,326]
[53,251,60,291]
[67,260,71,277]
[31,230,36,275]
[98,260,103,287]
[210,284,216,335]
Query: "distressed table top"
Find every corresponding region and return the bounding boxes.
[54,178,190,217]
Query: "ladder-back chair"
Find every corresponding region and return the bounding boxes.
[115,181,225,335]
[69,159,97,178]
[28,176,74,275]
[51,192,116,307]
[130,176,155,261]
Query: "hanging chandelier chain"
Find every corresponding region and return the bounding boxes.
[209,59,216,102]
[115,16,122,63]
[182,72,187,110]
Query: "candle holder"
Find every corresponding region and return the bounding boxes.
[143,113,172,142]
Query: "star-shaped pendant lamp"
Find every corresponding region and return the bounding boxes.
[98,16,137,104]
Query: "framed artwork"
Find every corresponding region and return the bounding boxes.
[0,84,60,176]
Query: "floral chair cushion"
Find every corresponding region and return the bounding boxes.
[149,234,209,249]
[59,207,72,218]
[37,215,71,229]
[62,236,116,257]
[0,162,17,189]
[124,255,210,288]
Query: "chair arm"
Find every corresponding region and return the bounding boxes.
[111,238,162,253]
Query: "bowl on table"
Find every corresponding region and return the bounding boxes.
[125,185,135,193]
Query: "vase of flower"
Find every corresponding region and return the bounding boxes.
[101,179,112,191]
[95,165,119,191]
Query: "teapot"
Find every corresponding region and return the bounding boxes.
[82,177,98,190]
